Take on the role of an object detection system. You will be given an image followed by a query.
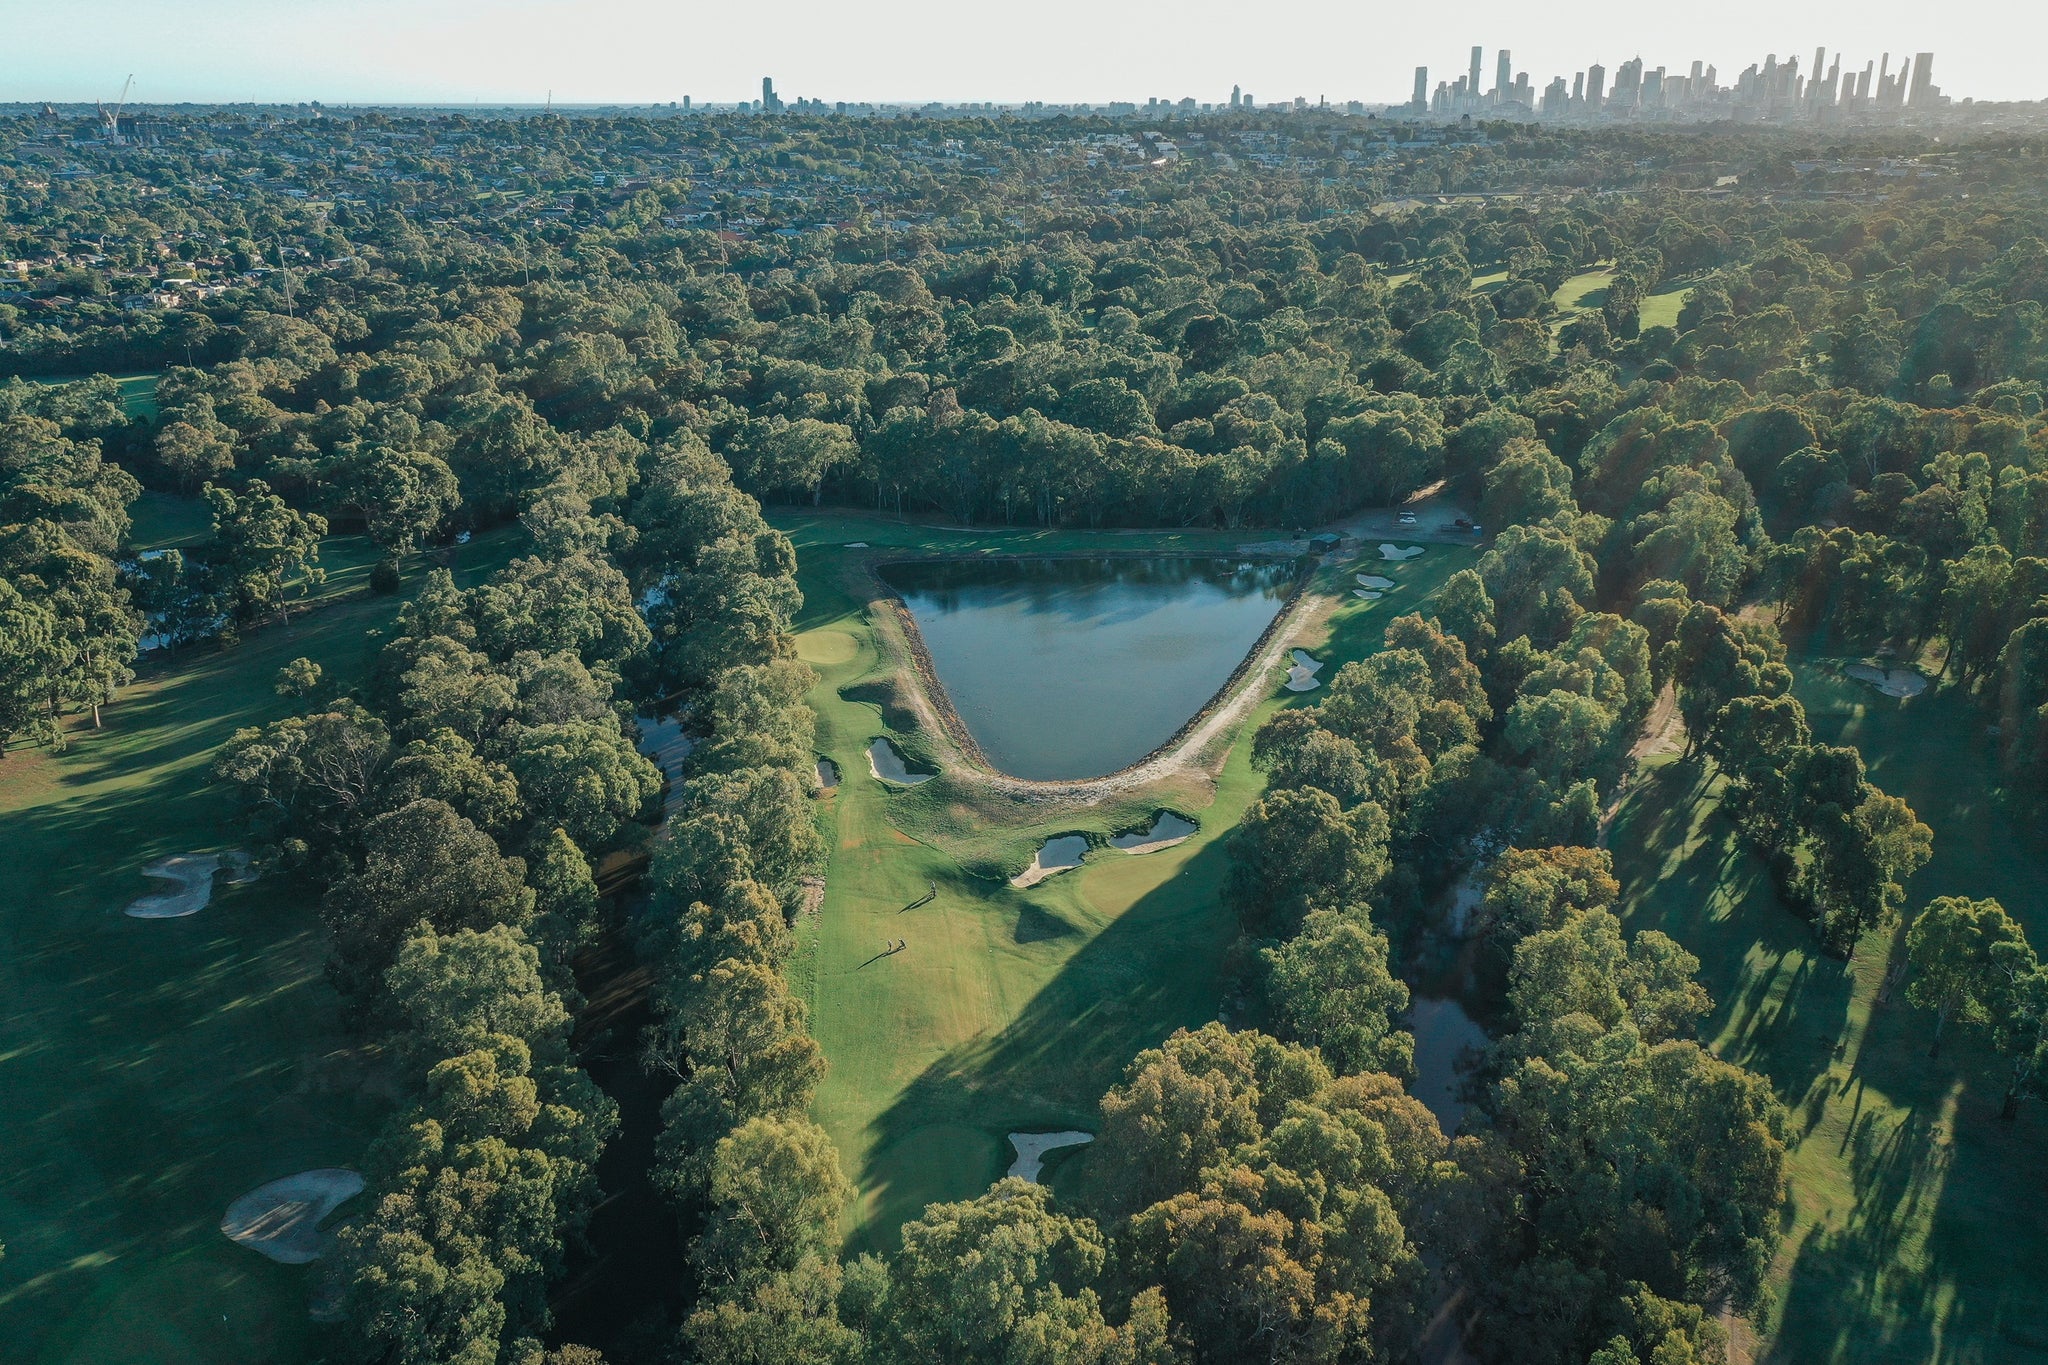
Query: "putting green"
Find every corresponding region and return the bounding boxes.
[797,629,860,666]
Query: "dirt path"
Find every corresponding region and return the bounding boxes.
[1598,683,1686,846]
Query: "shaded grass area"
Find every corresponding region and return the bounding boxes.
[0,529,528,1364]
[30,372,162,419]
[122,490,509,608]
[774,511,1464,1250]
[129,491,214,553]
[1607,673,2048,1363]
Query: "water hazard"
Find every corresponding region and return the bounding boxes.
[882,557,1295,781]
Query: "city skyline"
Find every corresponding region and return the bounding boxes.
[0,0,2041,107]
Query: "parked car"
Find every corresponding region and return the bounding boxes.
[1396,511,1417,525]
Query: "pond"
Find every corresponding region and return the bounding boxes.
[882,556,1296,781]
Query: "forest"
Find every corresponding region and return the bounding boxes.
[4,103,2048,1365]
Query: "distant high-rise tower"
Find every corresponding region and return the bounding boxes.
[1230,84,1241,108]
[1586,63,1607,108]
[1495,49,1513,99]
[1572,71,1585,104]
[1469,46,1483,102]
[1412,66,1429,110]
[1909,52,1936,106]
[761,76,781,113]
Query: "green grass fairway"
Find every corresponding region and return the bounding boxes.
[1606,666,2048,1364]
[772,511,1466,1248]
[1552,267,1614,313]
[1638,283,1692,333]
[0,528,528,1365]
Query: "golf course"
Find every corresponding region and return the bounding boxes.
[768,510,1468,1247]
[0,513,529,1363]
[1606,661,2048,1362]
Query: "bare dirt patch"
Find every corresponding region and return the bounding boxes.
[1009,834,1090,888]
[1285,648,1325,692]
[124,850,255,919]
[1006,1130,1093,1181]
[1846,663,1929,698]
[868,737,934,785]
[1110,812,1198,853]
[220,1168,364,1264]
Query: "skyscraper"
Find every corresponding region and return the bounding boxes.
[1586,63,1606,108]
[1469,46,1483,103]
[1909,52,1936,107]
[1495,49,1513,100]
[761,76,782,113]
[1230,84,1241,108]
[1412,67,1428,111]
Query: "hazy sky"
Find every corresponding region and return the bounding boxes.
[1,0,2038,106]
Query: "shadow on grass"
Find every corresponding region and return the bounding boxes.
[1608,755,1852,1106]
[850,834,1238,1252]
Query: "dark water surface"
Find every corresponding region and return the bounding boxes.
[882,556,1295,780]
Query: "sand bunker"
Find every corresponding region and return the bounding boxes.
[843,541,870,548]
[816,757,841,790]
[868,737,934,786]
[1356,574,1396,589]
[221,1169,364,1264]
[1846,664,1929,699]
[1378,544,1425,561]
[1007,1131,1093,1182]
[124,851,255,919]
[1285,648,1325,693]
[1111,812,1198,853]
[1011,834,1090,888]
[1353,589,1383,601]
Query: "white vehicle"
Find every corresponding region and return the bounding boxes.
[1396,511,1417,525]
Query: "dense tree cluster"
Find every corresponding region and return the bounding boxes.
[9,102,2048,1365]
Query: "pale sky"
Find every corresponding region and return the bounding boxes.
[1,0,2039,107]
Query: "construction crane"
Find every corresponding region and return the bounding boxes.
[100,74,133,143]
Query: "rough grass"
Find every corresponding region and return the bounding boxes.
[773,511,1465,1249]
[1606,663,2048,1364]
[0,527,528,1364]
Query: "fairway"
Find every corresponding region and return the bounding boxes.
[773,510,1466,1247]
[0,528,529,1364]
[1606,663,2048,1364]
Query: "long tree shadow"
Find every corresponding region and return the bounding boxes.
[851,833,1240,1250]
[1607,755,1854,1106]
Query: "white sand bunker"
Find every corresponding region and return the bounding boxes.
[1356,574,1396,589]
[1007,1131,1093,1182]
[868,737,934,786]
[1353,589,1383,601]
[125,851,255,919]
[1285,649,1324,693]
[1379,544,1425,561]
[843,541,870,548]
[1846,664,1929,699]
[1011,835,1089,888]
[1111,812,1198,853]
[815,757,841,790]
[221,1169,364,1264]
